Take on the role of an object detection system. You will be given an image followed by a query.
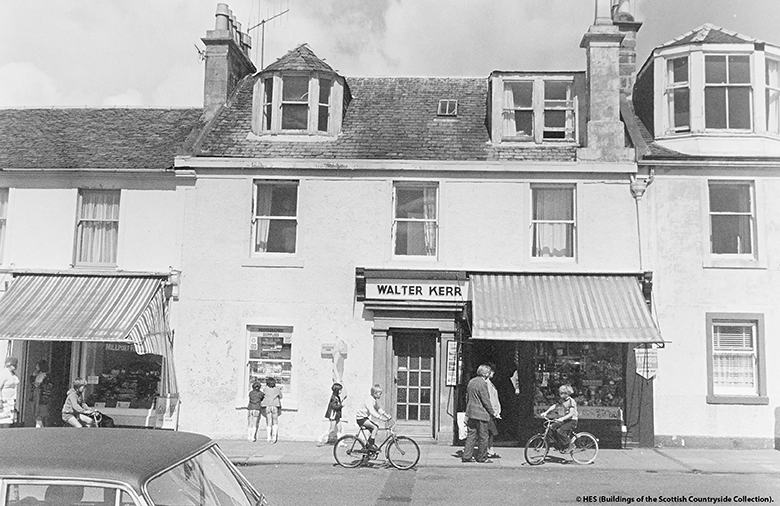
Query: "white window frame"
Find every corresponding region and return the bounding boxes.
[74,189,120,266]
[0,188,8,264]
[317,77,331,132]
[707,180,756,258]
[706,313,767,405]
[665,55,691,133]
[530,184,577,260]
[251,180,299,255]
[246,325,294,405]
[766,57,780,134]
[437,99,458,117]
[392,182,439,259]
[704,54,753,131]
[501,77,577,143]
[259,74,334,135]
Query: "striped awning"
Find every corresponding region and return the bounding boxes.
[470,274,663,343]
[0,273,165,346]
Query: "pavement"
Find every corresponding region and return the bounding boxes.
[217,438,780,474]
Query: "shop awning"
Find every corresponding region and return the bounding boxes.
[470,274,663,343]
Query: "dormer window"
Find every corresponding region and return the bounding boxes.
[257,74,339,136]
[665,56,690,132]
[281,76,310,130]
[493,75,579,144]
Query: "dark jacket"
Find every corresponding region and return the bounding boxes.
[464,376,494,422]
[325,393,342,419]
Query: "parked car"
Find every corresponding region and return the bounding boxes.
[0,428,268,506]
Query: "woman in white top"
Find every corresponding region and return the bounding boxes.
[0,357,20,428]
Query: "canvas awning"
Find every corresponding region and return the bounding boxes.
[470,274,663,344]
[0,273,177,394]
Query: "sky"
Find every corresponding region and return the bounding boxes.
[1,0,778,108]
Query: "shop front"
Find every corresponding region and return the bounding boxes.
[463,273,664,448]
[355,268,468,443]
[0,272,179,429]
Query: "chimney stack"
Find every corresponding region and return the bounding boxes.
[612,0,642,98]
[577,0,632,162]
[202,3,256,119]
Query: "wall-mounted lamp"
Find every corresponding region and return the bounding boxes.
[629,169,655,200]
[165,269,182,299]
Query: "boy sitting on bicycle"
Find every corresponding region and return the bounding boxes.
[354,384,392,451]
[541,384,578,450]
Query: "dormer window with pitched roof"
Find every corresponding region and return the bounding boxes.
[489,72,584,145]
[647,25,780,139]
[253,45,349,138]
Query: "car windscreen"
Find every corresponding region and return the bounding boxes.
[145,448,258,506]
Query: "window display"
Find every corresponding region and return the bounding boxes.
[248,326,293,394]
[83,342,162,409]
[533,342,625,410]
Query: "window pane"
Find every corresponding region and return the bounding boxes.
[673,88,690,128]
[544,110,566,129]
[728,55,751,84]
[705,87,727,129]
[281,104,308,129]
[395,187,436,219]
[767,89,780,133]
[533,188,573,220]
[266,220,297,253]
[318,105,329,132]
[506,81,533,108]
[514,110,533,136]
[319,79,331,104]
[728,87,751,129]
[282,77,309,101]
[545,81,569,101]
[705,56,727,84]
[711,215,752,254]
[76,190,120,264]
[254,183,297,253]
[395,222,436,256]
[533,223,574,257]
[709,184,750,212]
[670,57,688,83]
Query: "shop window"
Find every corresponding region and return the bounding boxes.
[704,54,752,130]
[247,325,293,396]
[4,483,137,506]
[531,184,575,258]
[83,342,162,409]
[708,181,755,257]
[501,78,576,143]
[74,189,120,265]
[766,59,780,134]
[706,313,767,404]
[252,181,298,254]
[532,342,626,413]
[665,56,690,133]
[0,188,7,264]
[393,183,438,257]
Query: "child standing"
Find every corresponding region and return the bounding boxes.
[261,377,283,443]
[324,382,344,444]
[236,382,265,442]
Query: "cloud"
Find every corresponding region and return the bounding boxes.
[0,62,61,107]
[102,89,145,107]
[152,64,204,107]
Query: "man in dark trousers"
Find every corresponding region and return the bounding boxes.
[462,364,495,463]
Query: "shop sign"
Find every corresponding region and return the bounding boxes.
[445,341,459,386]
[106,343,134,353]
[365,279,468,301]
[635,348,658,379]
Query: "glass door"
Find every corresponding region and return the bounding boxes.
[392,332,436,437]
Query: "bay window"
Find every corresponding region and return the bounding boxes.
[666,56,690,132]
[708,181,755,256]
[766,58,780,134]
[393,183,438,257]
[531,185,575,258]
[706,313,767,404]
[258,74,337,135]
[75,189,120,265]
[253,180,298,254]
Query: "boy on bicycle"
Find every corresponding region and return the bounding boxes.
[355,384,392,451]
[541,384,578,450]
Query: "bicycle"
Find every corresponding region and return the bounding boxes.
[524,417,599,465]
[333,420,421,470]
[63,410,112,428]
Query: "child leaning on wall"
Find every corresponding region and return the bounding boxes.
[236,382,264,442]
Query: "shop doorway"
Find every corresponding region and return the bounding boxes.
[392,331,436,437]
[19,340,72,427]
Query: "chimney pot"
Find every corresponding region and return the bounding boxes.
[215,3,230,30]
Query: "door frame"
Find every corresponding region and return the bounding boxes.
[388,328,438,437]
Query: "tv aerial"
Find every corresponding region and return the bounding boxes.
[247,1,290,70]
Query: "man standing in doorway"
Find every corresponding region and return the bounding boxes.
[462,364,495,463]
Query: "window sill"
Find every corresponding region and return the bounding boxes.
[247,131,337,142]
[235,400,299,411]
[496,138,577,146]
[243,257,304,268]
[702,258,767,270]
[706,395,768,405]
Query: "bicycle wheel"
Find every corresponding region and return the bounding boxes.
[333,435,366,468]
[386,436,420,470]
[570,432,598,465]
[524,434,548,465]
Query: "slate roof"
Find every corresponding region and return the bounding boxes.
[196,75,577,162]
[657,24,759,50]
[0,108,202,169]
[263,44,335,73]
